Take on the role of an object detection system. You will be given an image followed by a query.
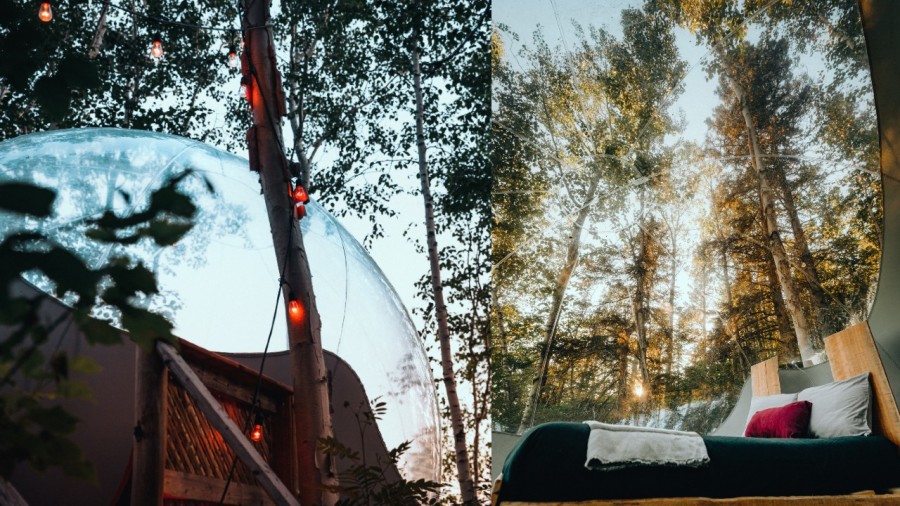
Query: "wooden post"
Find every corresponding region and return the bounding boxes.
[241,0,338,504]
[131,346,167,506]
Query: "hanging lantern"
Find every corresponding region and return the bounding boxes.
[150,34,163,59]
[250,423,262,442]
[288,294,304,322]
[227,45,238,69]
[38,1,52,22]
[292,184,309,204]
[295,203,307,220]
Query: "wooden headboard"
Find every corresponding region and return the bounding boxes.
[750,321,900,447]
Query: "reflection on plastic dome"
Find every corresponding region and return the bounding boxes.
[0,128,439,481]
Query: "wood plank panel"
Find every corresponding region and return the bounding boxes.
[157,342,299,506]
[750,357,780,396]
[164,469,275,505]
[824,321,900,447]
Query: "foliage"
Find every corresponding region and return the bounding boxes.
[0,0,238,140]
[0,173,199,479]
[319,398,443,506]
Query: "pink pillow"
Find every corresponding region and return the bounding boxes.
[744,400,813,438]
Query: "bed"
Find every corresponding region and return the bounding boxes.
[493,322,900,505]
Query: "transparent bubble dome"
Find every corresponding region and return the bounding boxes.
[0,128,439,481]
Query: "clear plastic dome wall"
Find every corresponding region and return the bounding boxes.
[0,128,440,480]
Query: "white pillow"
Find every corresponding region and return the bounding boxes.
[743,393,798,436]
[797,372,872,438]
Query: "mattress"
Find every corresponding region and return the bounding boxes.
[498,422,900,502]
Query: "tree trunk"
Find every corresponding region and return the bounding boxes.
[730,78,815,364]
[765,240,797,361]
[517,169,602,433]
[88,0,110,59]
[630,230,652,394]
[615,328,630,419]
[412,49,477,505]
[665,231,677,378]
[242,1,338,504]
[772,164,839,336]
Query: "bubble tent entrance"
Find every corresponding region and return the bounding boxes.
[0,127,440,482]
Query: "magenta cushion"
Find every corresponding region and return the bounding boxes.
[744,400,813,438]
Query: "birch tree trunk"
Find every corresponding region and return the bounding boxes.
[242,1,338,503]
[412,48,477,505]
[630,222,653,393]
[517,169,602,433]
[765,242,798,361]
[730,78,815,364]
[615,328,630,418]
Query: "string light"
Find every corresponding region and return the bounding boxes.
[288,293,304,322]
[250,423,262,442]
[227,45,239,68]
[292,184,309,204]
[295,203,307,220]
[38,1,52,22]
[239,77,249,100]
[150,33,163,59]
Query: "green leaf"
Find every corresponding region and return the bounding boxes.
[0,183,55,217]
[150,186,196,218]
[28,405,78,434]
[76,318,121,345]
[70,355,102,375]
[57,379,93,400]
[38,248,96,298]
[106,262,158,297]
[84,228,117,243]
[121,308,175,351]
[145,220,192,246]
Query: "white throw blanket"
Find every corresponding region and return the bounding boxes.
[584,421,709,470]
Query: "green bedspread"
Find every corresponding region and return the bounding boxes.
[499,422,900,502]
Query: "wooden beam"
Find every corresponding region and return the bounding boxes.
[750,356,780,397]
[132,346,167,506]
[192,366,279,413]
[0,478,29,506]
[163,469,275,506]
[157,342,299,506]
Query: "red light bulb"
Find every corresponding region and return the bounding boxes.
[38,2,52,22]
[250,423,262,442]
[295,203,307,220]
[227,46,238,69]
[292,185,309,204]
[240,77,249,100]
[289,297,304,322]
[150,35,163,59]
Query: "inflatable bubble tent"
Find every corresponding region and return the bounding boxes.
[0,128,440,481]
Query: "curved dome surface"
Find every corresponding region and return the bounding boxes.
[0,128,439,481]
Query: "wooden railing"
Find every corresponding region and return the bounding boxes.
[132,341,299,506]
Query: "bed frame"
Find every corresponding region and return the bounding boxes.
[492,321,900,505]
